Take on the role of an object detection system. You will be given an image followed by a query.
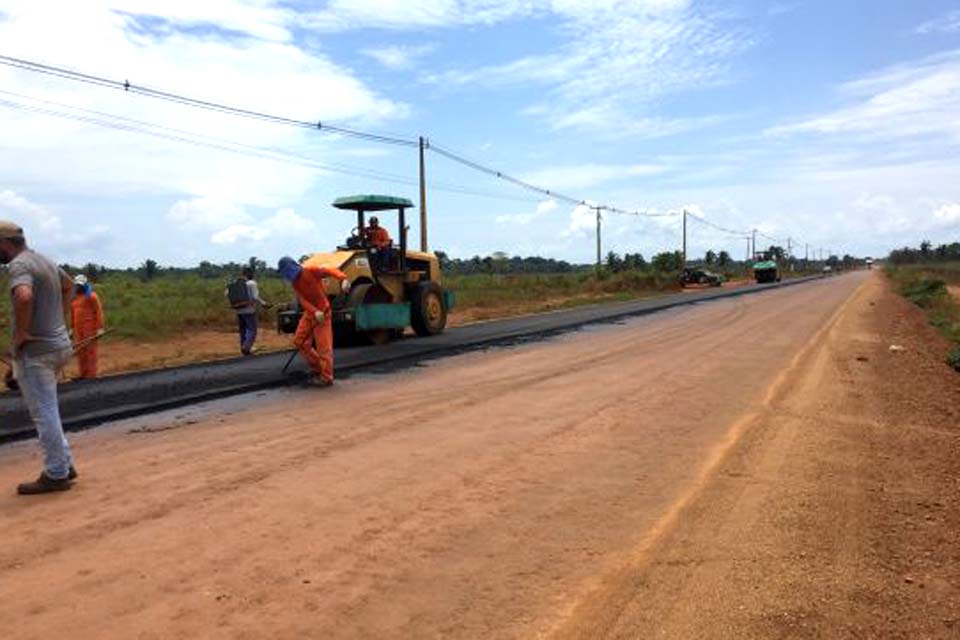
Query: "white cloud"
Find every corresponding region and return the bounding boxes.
[766,50,960,143]
[0,188,62,235]
[0,189,112,261]
[0,0,409,211]
[362,44,435,70]
[210,207,316,245]
[112,0,296,42]
[933,202,960,224]
[495,198,558,224]
[305,1,747,136]
[915,10,960,35]
[168,196,250,231]
[564,202,598,237]
[521,163,666,191]
[303,0,537,32]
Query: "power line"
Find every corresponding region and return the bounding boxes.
[0,94,541,204]
[1,53,825,248]
[430,140,681,218]
[0,53,419,148]
[429,142,585,206]
[686,212,749,237]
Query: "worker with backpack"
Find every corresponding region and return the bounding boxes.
[226,266,271,355]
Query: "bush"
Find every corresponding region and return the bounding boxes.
[947,346,960,373]
[903,278,947,308]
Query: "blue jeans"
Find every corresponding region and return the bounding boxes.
[13,348,73,479]
[237,313,257,354]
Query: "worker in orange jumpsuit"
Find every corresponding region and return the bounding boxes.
[364,216,391,249]
[70,274,105,379]
[363,216,392,271]
[278,256,349,387]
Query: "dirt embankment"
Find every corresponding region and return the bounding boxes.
[64,329,292,379]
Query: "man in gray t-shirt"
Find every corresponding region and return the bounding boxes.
[8,246,73,357]
[0,220,78,494]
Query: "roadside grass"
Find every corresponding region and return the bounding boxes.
[886,263,960,371]
[446,270,681,309]
[0,273,293,352]
[0,265,826,352]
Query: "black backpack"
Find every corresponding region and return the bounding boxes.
[227,277,251,308]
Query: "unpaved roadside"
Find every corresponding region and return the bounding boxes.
[3,272,955,638]
[551,272,960,638]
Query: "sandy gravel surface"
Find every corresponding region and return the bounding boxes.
[3,271,955,639]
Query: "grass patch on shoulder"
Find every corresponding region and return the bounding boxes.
[887,263,960,372]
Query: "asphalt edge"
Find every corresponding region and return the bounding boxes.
[1,274,828,443]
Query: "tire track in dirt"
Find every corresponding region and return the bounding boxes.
[0,275,866,640]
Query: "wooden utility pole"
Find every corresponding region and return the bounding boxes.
[418,136,428,252]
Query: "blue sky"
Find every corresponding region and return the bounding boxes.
[0,0,958,267]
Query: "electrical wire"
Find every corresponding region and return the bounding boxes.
[1,53,824,245]
[0,93,545,204]
[0,53,419,147]
[428,142,585,206]
[686,212,749,237]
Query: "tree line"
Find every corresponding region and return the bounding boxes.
[63,241,872,282]
[887,241,960,265]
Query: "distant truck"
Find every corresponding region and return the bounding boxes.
[865,257,874,270]
[752,251,780,284]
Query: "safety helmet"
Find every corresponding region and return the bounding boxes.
[277,256,302,282]
[369,216,379,226]
[74,274,88,286]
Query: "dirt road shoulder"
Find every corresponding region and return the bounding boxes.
[552,272,960,638]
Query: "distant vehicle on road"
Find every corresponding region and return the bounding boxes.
[679,267,725,287]
[752,251,780,283]
[822,265,833,274]
[865,257,874,270]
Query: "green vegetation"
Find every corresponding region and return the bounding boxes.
[0,270,292,349]
[0,245,835,353]
[446,269,681,314]
[886,254,960,372]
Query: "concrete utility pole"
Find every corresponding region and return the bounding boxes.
[751,228,757,259]
[418,136,428,252]
[787,237,792,259]
[594,205,605,269]
[745,236,751,262]
[805,243,809,262]
[682,209,687,266]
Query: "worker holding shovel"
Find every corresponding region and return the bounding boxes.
[70,274,105,379]
[278,256,349,387]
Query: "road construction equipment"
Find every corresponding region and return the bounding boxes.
[679,267,724,287]
[752,251,781,284]
[277,195,455,345]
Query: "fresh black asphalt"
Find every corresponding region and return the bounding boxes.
[0,276,824,440]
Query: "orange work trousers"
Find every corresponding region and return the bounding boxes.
[293,310,334,383]
[75,342,98,379]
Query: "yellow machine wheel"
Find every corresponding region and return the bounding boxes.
[411,282,447,336]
